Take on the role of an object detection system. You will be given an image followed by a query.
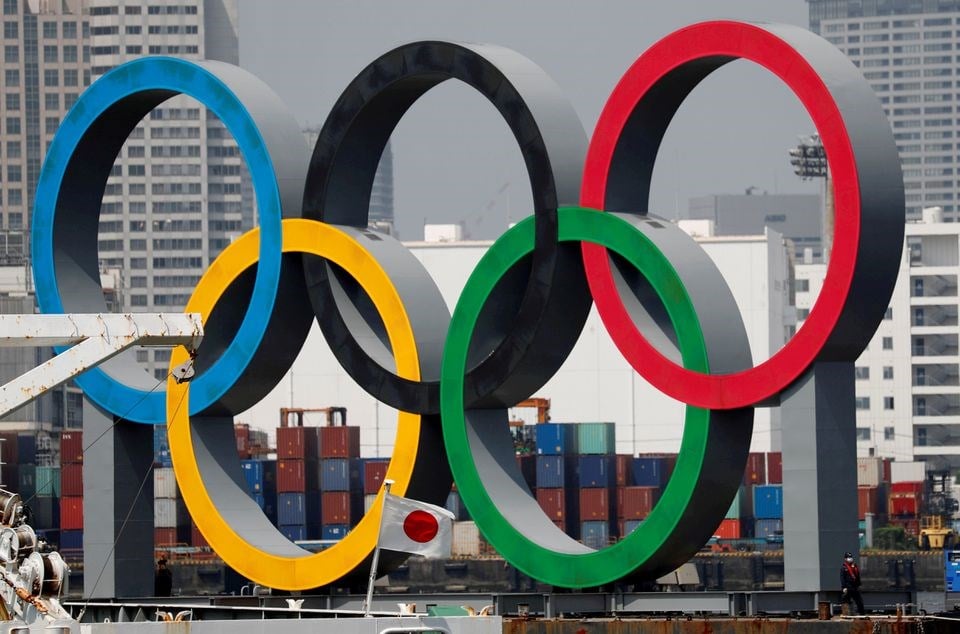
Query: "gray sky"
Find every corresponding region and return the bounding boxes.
[238,0,819,240]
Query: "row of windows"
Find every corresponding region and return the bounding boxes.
[855,366,895,380]
[861,69,954,79]
[128,294,194,307]
[100,200,205,215]
[855,396,896,410]
[855,427,898,442]
[0,190,22,206]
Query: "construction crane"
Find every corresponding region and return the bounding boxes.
[279,407,347,428]
[919,470,959,550]
[508,398,550,455]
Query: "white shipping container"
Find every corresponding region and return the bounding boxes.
[452,521,480,557]
[364,494,377,513]
[153,467,178,499]
[154,497,189,528]
[891,461,926,483]
[856,457,884,487]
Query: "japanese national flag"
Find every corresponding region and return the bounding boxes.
[379,492,455,558]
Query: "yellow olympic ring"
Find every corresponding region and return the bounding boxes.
[167,218,423,589]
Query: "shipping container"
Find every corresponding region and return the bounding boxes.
[154,497,189,528]
[882,458,892,484]
[60,497,83,530]
[619,519,643,537]
[362,459,390,495]
[889,517,920,538]
[60,529,82,552]
[578,455,616,488]
[535,423,578,455]
[889,481,923,516]
[445,490,467,520]
[581,520,611,549]
[580,488,613,521]
[235,423,251,459]
[743,453,766,486]
[767,452,783,484]
[577,423,616,455]
[754,518,783,540]
[276,426,320,460]
[279,524,318,542]
[857,457,885,487]
[618,486,659,519]
[191,522,210,548]
[252,493,277,523]
[154,424,172,468]
[277,459,319,492]
[60,463,82,497]
[320,458,360,491]
[452,521,480,557]
[30,497,59,529]
[153,467,177,499]
[154,527,179,546]
[631,457,667,488]
[858,485,888,520]
[17,435,36,465]
[241,459,277,495]
[322,524,348,540]
[35,466,60,498]
[515,454,537,490]
[277,492,321,526]
[321,491,355,525]
[536,488,569,523]
[753,485,783,519]
[726,486,753,520]
[320,426,360,458]
[17,465,35,500]
[714,518,742,539]
[615,454,633,487]
[890,461,926,483]
[536,455,576,488]
[60,432,83,464]
[364,494,377,513]
[0,432,19,465]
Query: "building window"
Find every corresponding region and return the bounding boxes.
[856,397,871,410]
[63,69,78,87]
[2,0,16,15]
[855,366,870,380]
[916,427,927,445]
[6,165,20,182]
[882,336,893,350]
[856,427,871,441]
[883,366,894,380]
[3,68,17,87]
[4,21,18,38]
[43,69,58,87]
[5,93,19,110]
[7,190,20,205]
[44,117,59,134]
[62,45,76,63]
[916,398,927,416]
[42,21,57,38]
[884,427,895,441]
[4,44,17,62]
[63,21,77,39]
[5,117,19,134]
[44,93,59,110]
[913,278,924,296]
[6,140,19,158]
[884,396,895,410]
[796,279,810,293]
[884,307,893,320]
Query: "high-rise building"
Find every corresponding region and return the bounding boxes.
[89,0,246,378]
[0,0,88,262]
[807,0,960,221]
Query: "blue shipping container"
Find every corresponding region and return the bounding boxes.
[279,524,319,542]
[445,491,468,520]
[535,423,578,455]
[60,529,83,551]
[578,455,615,488]
[320,458,360,491]
[322,524,349,540]
[253,493,277,523]
[581,521,610,549]
[241,459,276,494]
[154,425,172,467]
[622,519,643,535]
[754,518,783,540]
[632,457,666,488]
[17,435,36,464]
[753,485,783,519]
[536,455,577,488]
[277,492,321,526]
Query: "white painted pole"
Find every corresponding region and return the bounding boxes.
[363,479,393,617]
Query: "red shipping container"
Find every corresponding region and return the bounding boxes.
[363,460,389,495]
[191,522,210,548]
[714,518,741,539]
[322,491,351,525]
[61,432,83,464]
[618,486,659,519]
[615,455,632,487]
[767,452,783,484]
[61,463,83,497]
[235,424,251,459]
[580,488,611,521]
[277,459,318,492]
[891,481,923,495]
[320,426,360,458]
[858,486,880,520]
[890,493,921,516]
[154,527,178,546]
[890,518,920,538]
[882,458,892,484]
[743,453,766,486]
[60,496,83,530]
[0,432,18,465]
[276,426,319,460]
[536,488,566,521]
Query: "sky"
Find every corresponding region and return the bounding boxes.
[237,0,820,241]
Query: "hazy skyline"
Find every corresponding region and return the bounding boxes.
[238,1,820,240]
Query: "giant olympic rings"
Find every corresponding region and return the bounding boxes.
[32,21,903,589]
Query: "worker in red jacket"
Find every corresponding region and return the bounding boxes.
[840,551,864,615]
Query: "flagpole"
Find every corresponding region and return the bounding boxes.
[364,478,393,617]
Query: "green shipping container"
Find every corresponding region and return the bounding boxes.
[576,423,616,455]
[725,486,753,519]
[17,465,36,500]
[35,466,61,498]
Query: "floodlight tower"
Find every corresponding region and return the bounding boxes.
[789,135,832,261]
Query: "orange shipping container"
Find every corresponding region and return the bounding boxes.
[276,426,319,460]
[767,452,783,484]
[618,486,659,519]
[743,453,766,486]
[191,522,210,548]
[60,496,83,530]
[858,486,881,520]
[61,463,83,497]
[277,458,318,492]
[714,518,741,539]
[536,488,567,521]
[320,426,360,458]
[154,527,178,546]
[579,488,611,521]
[322,491,351,525]
[61,432,83,464]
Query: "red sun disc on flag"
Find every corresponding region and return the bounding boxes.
[403,510,439,543]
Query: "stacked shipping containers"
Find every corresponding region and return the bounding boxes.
[154,466,190,546]
[320,426,361,540]
[59,431,82,561]
[276,424,321,541]
[577,423,617,548]
[535,423,578,536]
